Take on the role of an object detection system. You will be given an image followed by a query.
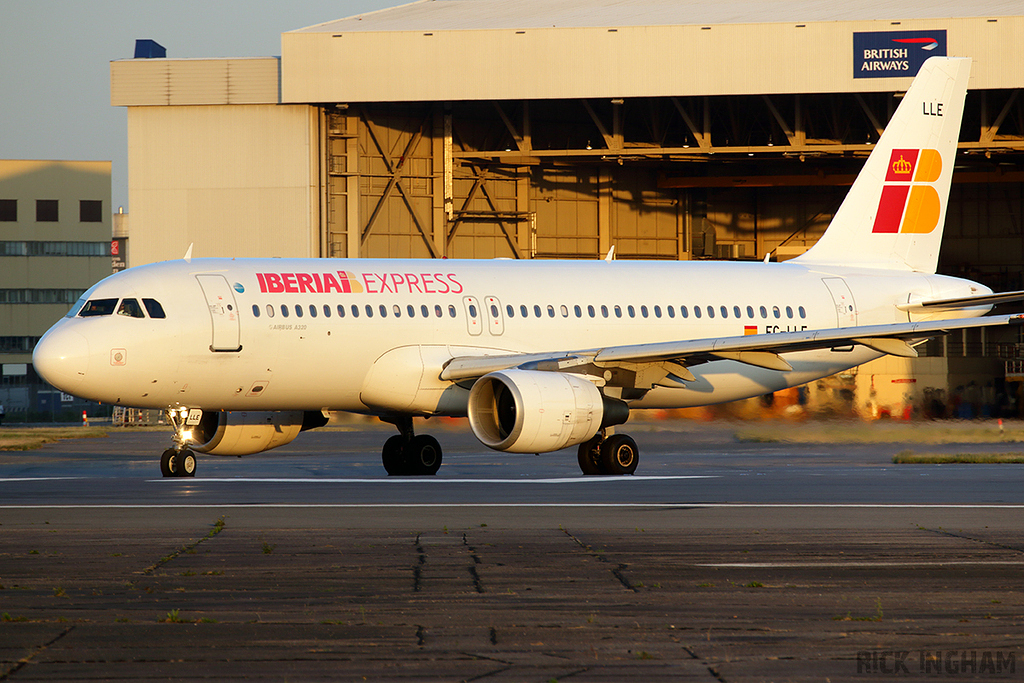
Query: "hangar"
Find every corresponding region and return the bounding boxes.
[110,0,1024,417]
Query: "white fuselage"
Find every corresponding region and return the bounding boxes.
[33,257,989,416]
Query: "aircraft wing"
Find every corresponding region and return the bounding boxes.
[440,313,1024,382]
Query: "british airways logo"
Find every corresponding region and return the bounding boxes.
[853,31,946,79]
[255,271,464,295]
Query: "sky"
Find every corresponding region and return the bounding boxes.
[0,0,398,212]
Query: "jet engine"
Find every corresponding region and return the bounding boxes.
[190,410,329,456]
[467,369,628,453]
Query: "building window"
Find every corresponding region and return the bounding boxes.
[80,200,102,223]
[36,199,58,222]
[0,200,15,222]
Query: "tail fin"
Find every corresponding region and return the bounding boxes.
[793,57,971,273]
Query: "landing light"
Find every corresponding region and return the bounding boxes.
[179,407,189,419]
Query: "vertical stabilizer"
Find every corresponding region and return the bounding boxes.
[793,57,971,273]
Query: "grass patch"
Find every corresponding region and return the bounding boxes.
[893,450,1024,464]
[736,421,1024,445]
[0,427,107,451]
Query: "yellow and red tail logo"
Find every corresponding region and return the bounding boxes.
[872,148,942,234]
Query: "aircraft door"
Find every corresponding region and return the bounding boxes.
[822,277,858,327]
[484,296,504,336]
[463,296,482,336]
[196,274,242,352]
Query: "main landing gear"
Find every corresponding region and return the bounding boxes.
[577,429,639,476]
[161,408,198,478]
[381,416,442,476]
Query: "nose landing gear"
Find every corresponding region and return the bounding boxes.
[161,408,199,478]
[160,448,196,478]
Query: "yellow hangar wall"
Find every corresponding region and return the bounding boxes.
[126,104,319,265]
[113,58,321,266]
[282,16,1024,103]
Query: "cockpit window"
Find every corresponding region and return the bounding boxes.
[79,298,118,317]
[117,298,145,318]
[143,299,166,319]
[66,294,89,318]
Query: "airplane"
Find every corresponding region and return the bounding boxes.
[32,56,1024,478]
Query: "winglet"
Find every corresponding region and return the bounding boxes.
[604,246,616,262]
[183,243,193,263]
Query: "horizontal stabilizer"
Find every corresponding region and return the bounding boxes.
[898,289,1024,313]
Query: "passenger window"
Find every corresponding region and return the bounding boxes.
[786,306,793,318]
[507,304,514,318]
[773,306,781,319]
[627,305,635,318]
[394,304,402,317]
[667,305,675,319]
[295,305,303,318]
[587,305,595,318]
[252,304,260,318]
[408,305,415,318]
[324,304,332,318]
[707,306,715,319]
[365,304,373,318]
[448,304,457,318]
[143,299,166,319]
[309,304,317,318]
[117,298,145,318]
[574,305,582,318]
[654,305,661,318]
[490,304,499,318]
[80,298,118,316]
[533,305,542,317]
[733,306,741,318]
[560,305,568,318]
[469,304,478,318]
[601,305,609,318]
[746,306,754,318]
[798,306,806,319]
[351,305,359,318]
[337,304,346,318]
[694,306,701,319]
[680,305,688,318]
[614,305,622,318]
[281,305,289,318]
[379,304,387,318]
[720,306,728,318]
[266,304,275,318]
[640,305,649,318]
[547,305,555,318]
[435,304,443,317]
[760,306,768,318]
[421,305,429,317]
[520,305,528,317]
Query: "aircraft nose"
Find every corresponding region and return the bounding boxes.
[33,326,90,394]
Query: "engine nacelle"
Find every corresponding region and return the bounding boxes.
[190,410,328,456]
[468,369,627,453]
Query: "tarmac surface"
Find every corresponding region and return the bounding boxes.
[1,421,1023,681]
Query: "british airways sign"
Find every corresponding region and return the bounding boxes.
[853,31,947,79]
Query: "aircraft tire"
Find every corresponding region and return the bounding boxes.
[409,434,442,475]
[577,435,604,475]
[600,434,638,475]
[382,435,406,476]
[178,450,197,478]
[160,449,177,478]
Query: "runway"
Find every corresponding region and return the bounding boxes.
[1,422,1022,680]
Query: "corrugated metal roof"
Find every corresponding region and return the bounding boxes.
[290,0,1021,33]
